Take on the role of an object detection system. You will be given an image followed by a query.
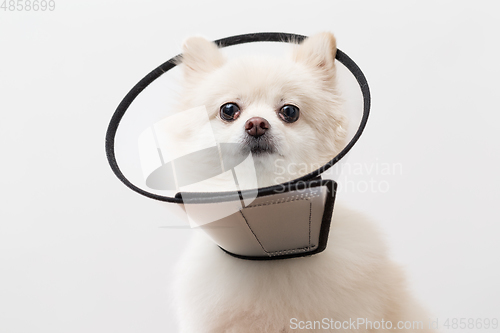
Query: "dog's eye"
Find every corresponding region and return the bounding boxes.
[220,103,241,121]
[278,105,300,123]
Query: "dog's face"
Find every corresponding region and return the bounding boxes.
[175,33,347,188]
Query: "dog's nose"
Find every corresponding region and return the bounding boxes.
[245,117,269,137]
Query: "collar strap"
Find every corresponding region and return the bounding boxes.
[205,179,336,260]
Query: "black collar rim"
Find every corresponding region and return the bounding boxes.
[105,32,371,204]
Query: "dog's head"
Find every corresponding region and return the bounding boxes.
[175,32,347,187]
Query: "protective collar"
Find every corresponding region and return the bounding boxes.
[105,32,371,260]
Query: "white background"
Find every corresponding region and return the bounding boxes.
[1,1,499,332]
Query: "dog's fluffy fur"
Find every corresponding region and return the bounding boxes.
[172,33,433,332]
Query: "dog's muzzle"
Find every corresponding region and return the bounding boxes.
[105,32,370,260]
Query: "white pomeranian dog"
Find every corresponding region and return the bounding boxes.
[172,32,433,333]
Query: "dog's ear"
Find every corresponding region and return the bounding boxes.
[292,32,337,79]
[180,36,225,81]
